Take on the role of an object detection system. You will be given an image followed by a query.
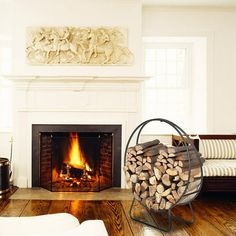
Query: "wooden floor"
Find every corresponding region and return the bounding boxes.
[10,187,133,200]
[0,192,236,236]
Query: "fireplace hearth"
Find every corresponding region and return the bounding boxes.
[32,124,121,191]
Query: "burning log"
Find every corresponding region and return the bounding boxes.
[59,160,95,189]
[70,166,84,178]
[124,139,202,211]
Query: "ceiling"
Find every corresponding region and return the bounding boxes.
[1,0,236,7]
[142,0,236,7]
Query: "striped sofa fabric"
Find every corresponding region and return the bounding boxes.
[199,139,236,159]
[203,160,236,176]
[199,139,236,177]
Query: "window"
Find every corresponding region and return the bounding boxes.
[143,37,207,134]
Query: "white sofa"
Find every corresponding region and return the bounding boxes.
[0,213,108,236]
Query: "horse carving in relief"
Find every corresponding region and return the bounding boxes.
[26,27,133,65]
[27,27,78,64]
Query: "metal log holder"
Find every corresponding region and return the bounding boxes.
[124,118,203,232]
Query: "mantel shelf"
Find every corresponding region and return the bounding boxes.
[4,75,150,82]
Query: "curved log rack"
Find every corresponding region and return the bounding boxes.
[124,118,203,232]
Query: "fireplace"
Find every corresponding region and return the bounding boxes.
[10,75,146,188]
[32,124,121,191]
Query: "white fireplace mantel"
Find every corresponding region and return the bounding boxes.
[10,74,149,188]
[6,75,149,82]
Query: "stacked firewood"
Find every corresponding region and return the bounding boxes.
[124,139,203,211]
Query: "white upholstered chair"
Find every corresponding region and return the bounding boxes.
[0,213,108,236]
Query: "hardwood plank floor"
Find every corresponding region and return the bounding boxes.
[0,194,236,236]
[10,187,132,200]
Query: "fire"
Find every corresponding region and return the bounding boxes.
[68,133,91,171]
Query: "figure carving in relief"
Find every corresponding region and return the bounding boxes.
[46,27,78,63]
[27,28,50,63]
[26,27,134,65]
[70,28,91,63]
[86,29,98,60]
[86,28,113,64]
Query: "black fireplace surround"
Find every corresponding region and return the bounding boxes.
[32,124,121,189]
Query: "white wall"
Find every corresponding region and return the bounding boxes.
[1,0,142,76]
[142,7,236,133]
[0,132,12,158]
[0,0,145,188]
[1,2,236,187]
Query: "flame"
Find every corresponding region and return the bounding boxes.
[68,133,91,171]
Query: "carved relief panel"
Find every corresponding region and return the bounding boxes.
[26,27,134,65]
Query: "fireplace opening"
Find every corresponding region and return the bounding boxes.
[32,125,121,192]
[52,132,100,192]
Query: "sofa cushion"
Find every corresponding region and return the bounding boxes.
[199,139,236,159]
[203,159,236,176]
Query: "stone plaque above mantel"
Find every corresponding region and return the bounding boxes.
[26,27,134,65]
